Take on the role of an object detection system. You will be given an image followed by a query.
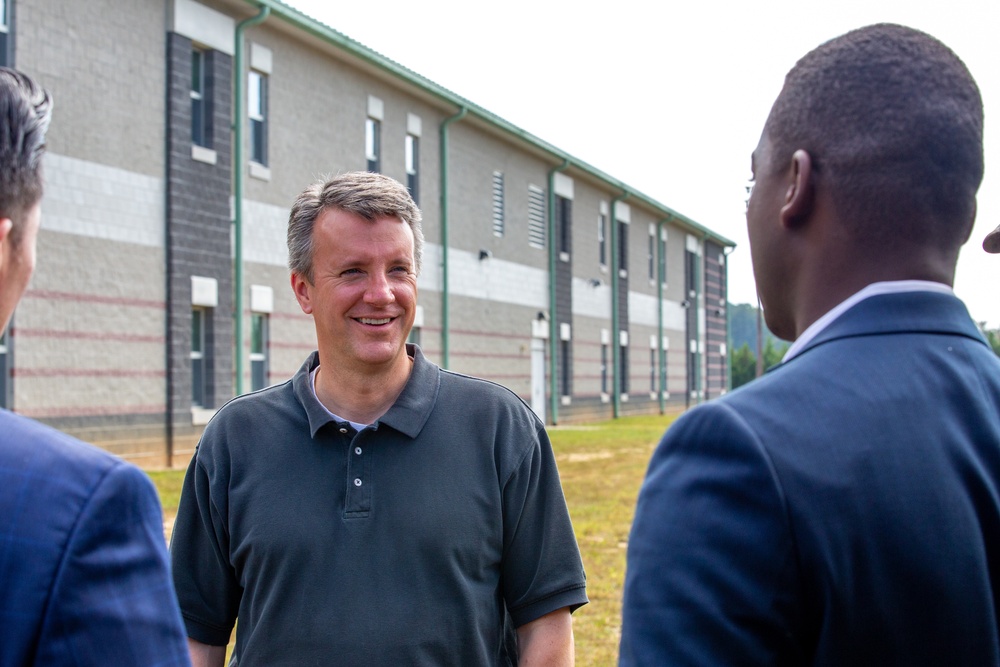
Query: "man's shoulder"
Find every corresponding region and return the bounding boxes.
[438,368,538,416]
[0,410,125,480]
[205,378,299,426]
[0,410,156,524]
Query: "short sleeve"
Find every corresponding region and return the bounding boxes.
[170,446,241,646]
[501,423,588,627]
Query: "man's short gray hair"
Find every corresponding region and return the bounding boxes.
[287,171,423,282]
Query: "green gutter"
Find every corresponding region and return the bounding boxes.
[439,106,467,369]
[657,216,673,414]
[239,0,735,251]
[547,159,570,425]
[610,191,628,419]
[233,5,270,396]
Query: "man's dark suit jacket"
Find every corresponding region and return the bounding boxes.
[620,291,1000,665]
[0,410,191,665]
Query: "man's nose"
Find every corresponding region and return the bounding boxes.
[364,272,395,304]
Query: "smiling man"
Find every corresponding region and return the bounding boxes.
[171,171,587,666]
[621,24,1000,666]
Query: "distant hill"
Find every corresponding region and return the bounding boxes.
[729,302,789,352]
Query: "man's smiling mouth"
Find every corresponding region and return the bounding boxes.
[358,317,392,325]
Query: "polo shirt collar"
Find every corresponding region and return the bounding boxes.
[293,345,439,439]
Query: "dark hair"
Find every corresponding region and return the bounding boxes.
[0,67,52,246]
[287,171,423,282]
[765,23,983,249]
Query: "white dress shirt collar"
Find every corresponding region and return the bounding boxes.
[782,280,954,362]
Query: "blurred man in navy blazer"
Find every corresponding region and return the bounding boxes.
[0,68,190,665]
[621,24,1000,666]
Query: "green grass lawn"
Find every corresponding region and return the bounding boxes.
[150,412,676,666]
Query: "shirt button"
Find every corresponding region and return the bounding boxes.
[354,478,362,487]
[355,447,362,455]
[339,427,348,434]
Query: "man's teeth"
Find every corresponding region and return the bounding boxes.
[359,318,391,325]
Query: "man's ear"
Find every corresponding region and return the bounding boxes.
[0,218,12,272]
[290,271,314,315]
[779,149,814,228]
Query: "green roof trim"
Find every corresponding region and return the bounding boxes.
[243,0,736,248]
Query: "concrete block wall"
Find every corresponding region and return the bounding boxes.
[4,0,730,464]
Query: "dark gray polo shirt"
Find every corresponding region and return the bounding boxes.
[171,345,588,666]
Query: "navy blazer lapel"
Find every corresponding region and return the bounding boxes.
[788,291,988,361]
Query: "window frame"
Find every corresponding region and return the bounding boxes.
[598,213,607,267]
[191,48,207,147]
[248,69,268,166]
[365,117,381,173]
[191,308,206,407]
[250,312,269,391]
[405,133,419,204]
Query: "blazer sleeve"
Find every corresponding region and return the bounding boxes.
[33,461,192,666]
[619,401,805,666]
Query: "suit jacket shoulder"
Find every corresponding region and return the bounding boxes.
[0,410,191,665]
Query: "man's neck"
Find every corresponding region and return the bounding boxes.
[313,354,413,425]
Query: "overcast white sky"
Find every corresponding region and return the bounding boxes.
[288,0,1000,327]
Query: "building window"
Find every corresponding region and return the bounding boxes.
[0,0,14,67]
[648,229,656,281]
[659,232,667,284]
[618,220,629,273]
[405,134,419,204]
[650,348,657,392]
[0,0,10,67]
[191,308,206,407]
[250,313,269,391]
[600,342,608,395]
[191,48,207,147]
[528,185,546,249]
[561,339,572,398]
[366,117,380,173]
[557,195,572,256]
[598,213,607,267]
[248,70,267,165]
[618,345,629,394]
[491,171,505,237]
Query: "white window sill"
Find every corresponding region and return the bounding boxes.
[191,407,217,426]
[192,145,217,165]
[249,161,271,181]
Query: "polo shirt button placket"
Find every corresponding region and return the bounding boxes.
[345,430,371,517]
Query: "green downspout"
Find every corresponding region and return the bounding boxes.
[439,106,467,370]
[233,5,270,396]
[610,191,628,419]
[657,216,672,414]
[547,159,569,425]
